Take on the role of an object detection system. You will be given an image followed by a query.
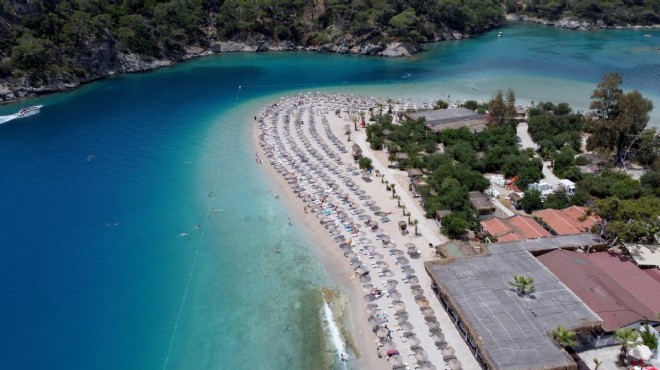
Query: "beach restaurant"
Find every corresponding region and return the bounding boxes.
[426,234,605,370]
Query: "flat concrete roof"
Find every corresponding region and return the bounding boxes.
[623,243,660,268]
[427,238,602,370]
[406,107,482,124]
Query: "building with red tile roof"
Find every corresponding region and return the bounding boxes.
[481,215,551,242]
[538,249,660,332]
[533,206,601,236]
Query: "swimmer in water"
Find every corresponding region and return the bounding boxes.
[179,232,189,237]
[274,245,280,253]
[193,224,201,230]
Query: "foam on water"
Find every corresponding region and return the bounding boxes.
[321,291,349,367]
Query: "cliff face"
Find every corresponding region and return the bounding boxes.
[0,0,506,103]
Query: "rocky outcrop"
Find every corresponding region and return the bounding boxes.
[0,30,466,104]
[508,13,659,31]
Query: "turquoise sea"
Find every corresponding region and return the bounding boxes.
[0,24,658,369]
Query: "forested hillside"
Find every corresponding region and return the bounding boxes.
[508,0,660,27]
[0,0,504,102]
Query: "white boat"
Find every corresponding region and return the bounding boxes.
[0,105,43,124]
[18,105,43,117]
[498,31,503,37]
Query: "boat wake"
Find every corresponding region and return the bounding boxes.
[0,105,43,125]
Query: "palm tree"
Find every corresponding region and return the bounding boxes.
[508,275,535,296]
[593,358,602,370]
[413,219,419,236]
[391,183,396,197]
[552,326,578,347]
[402,205,406,216]
[614,328,640,365]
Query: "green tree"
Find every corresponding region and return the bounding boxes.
[358,156,372,170]
[544,189,571,209]
[521,190,543,213]
[488,90,506,125]
[552,326,578,347]
[614,328,640,355]
[434,99,449,109]
[587,73,654,163]
[636,128,658,166]
[441,212,469,239]
[508,275,535,296]
[641,323,659,349]
[505,88,516,124]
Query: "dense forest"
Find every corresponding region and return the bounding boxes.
[0,0,505,99]
[510,0,660,26]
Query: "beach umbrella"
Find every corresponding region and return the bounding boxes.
[431,333,445,343]
[429,326,442,334]
[441,346,455,357]
[365,200,376,206]
[377,327,389,338]
[359,275,371,283]
[380,235,391,242]
[406,276,419,284]
[381,269,394,277]
[390,249,404,256]
[346,251,357,258]
[329,229,340,236]
[388,290,402,299]
[386,279,398,288]
[407,336,421,346]
[363,293,377,302]
[389,355,403,366]
[349,257,361,264]
[411,287,424,296]
[405,242,415,248]
[371,252,384,260]
[375,260,389,268]
[396,256,409,264]
[400,321,413,331]
[393,301,406,311]
[395,312,409,322]
[448,359,462,370]
[401,265,414,273]
[419,364,436,370]
[382,340,396,350]
[415,351,429,362]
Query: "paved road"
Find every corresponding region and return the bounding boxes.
[517,121,560,188]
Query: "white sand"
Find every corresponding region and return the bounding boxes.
[252,92,481,370]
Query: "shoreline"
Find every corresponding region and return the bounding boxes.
[250,92,484,370]
[249,103,382,369]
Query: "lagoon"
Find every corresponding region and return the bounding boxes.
[0,23,658,369]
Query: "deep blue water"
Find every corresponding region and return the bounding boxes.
[0,23,658,370]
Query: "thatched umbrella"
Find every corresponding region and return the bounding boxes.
[448,359,462,370]
[407,336,421,346]
[431,333,445,343]
[381,339,396,350]
[396,256,409,265]
[429,326,442,333]
[388,290,402,299]
[441,346,455,357]
[411,286,424,296]
[399,321,413,331]
[362,283,374,293]
[389,355,403,366]
[386,279,398,289]
[419,363,436,370]
[426,317,439,327]
[377,327,389,338]
[375,260,389,269]
[393,301,405,311]
[395,312,409,322]
[390,249,404,256]
[359,274,371,283]
[415,351,429,362]
[421,307,434,316]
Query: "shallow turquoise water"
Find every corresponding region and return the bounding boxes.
[0,24,658,370]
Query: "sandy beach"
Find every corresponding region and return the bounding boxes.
[251,92,480,370]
